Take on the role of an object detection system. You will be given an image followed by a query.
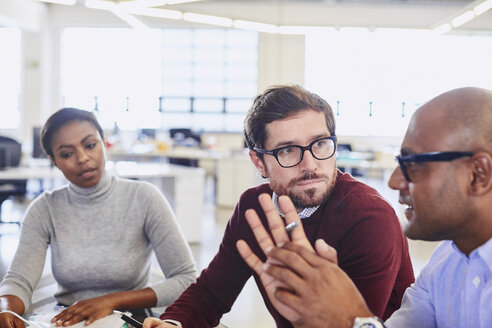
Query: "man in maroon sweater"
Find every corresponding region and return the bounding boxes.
[143,85,414,328]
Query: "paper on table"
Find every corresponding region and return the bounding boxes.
[27,311,125,328]
[63,314,125,328]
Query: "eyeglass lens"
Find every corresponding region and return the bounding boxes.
[277,138,335,167]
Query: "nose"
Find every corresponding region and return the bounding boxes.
[76,148,90,164]
[298,148,318,170]
[388,166,408,191]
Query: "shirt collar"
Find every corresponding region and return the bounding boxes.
[476,236,492,273]
[451,237,492,273]
[272,192,319,219]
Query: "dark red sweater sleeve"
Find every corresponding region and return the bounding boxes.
[160,188,261,327]
[160,173,414,326]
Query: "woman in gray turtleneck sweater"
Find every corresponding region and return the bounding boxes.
[0,108,197,328]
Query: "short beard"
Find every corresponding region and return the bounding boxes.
[269,167,337,210]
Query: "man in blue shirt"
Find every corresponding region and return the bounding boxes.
[235,86,492,328]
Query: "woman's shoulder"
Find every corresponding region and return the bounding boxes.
[31,184,70,205]
[113,175,163,198]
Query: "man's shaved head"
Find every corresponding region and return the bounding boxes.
[410,87,492,152]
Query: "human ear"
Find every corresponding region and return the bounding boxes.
[249,150,267,178]
[50,156,58,169]
[469,153,492,196]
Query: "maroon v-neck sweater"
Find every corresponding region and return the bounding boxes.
[162,170,414,327]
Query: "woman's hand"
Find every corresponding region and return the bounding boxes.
[0,311,26,328]
[0,295,27,328]
[51,295,116,326]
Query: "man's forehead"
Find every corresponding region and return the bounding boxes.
[400,105,446,153]
[265,110,328,140]
[402,112,465,156]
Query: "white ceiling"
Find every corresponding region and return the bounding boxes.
[2,0,492,33]
[138,0,492,32]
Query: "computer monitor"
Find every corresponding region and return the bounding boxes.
[0,136,22,168]
[0,147,6,170]
[140,128,156,140]
[32,126,47,158]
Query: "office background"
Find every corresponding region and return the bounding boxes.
[1,0,492,327]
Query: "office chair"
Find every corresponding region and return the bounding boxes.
[0,136,27,226]
[169,128,201,167]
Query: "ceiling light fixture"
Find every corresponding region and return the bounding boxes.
[83,0,490,35]
[451,10,475,27]
[112,6,151,29]
[85,0,115,10]
[166,0,202,4]
[233,20,278,34]
[474,0,492,15]
[183,13,232,27]
[118,0,168,9]
[36,0,76,4]
[85,0,150,29]
[432,23,452,34]
[432,0,492,34]
[128,7,182,20]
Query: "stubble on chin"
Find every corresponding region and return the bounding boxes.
[270,168,337,209]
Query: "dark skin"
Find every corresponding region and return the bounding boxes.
[50,288,157,326]
[238,87,492,327]
[0,121,159,327]
[0,295,25,328]
[265,243,373,328]
[387,87,492,255]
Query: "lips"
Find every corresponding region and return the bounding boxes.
[400,201,414,221]
[296,178,324,185]
[292,172,326,186]
[78,168,96,178]
[398,196,414,220]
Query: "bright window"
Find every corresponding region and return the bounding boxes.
[61,27,258,132]
[0,28,21,129]
[305,29,492,137]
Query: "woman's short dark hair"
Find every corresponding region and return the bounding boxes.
[244,85,336,154]
[41,107,104,159]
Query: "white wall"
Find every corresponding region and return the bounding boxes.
[1,3,305,142]
[2,1,491,142]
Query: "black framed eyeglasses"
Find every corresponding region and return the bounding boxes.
[395,151,474,182]
[254,136,337,168]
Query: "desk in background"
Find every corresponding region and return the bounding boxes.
[0,161,205,244]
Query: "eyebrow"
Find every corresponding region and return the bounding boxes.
[399,148,416,156]
[56,134,97,151]
[271,134,330,149]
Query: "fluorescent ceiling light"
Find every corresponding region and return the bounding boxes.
[112,7,151,29]
[183,12,232,27]
[118,0,168,9]
[278,26,334,34]
[451,10,475,27]
[85,0,115,10]
[234,20,278,34]
[36,0,76,4]
[167,0,202,4]
[474,0,492,15]
[85,0,150,29]
[432,23,452,35]
[128,7,182,20]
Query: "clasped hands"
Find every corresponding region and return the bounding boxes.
[236,193,373,328]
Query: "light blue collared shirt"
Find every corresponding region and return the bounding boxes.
[385,237,492,328]
[271,192,319,219]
